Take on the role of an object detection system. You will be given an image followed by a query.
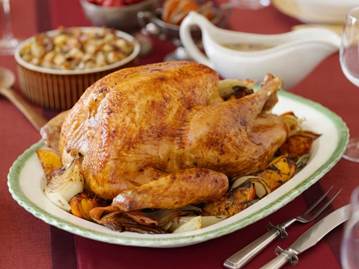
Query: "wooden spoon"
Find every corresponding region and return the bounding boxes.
[0,67,47,130]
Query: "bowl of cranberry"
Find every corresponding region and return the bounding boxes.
[80,0,159,32]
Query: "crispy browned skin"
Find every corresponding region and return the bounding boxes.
[42,62,287,210]
[112,168,228,211]
[183,75,286,177]
[57,61,223,199]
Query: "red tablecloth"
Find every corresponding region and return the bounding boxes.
[1,1,358,269]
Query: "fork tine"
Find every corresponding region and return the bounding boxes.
[305,188,342,222]
[302,185,334,217]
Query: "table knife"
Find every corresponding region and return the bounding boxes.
[260,204,350,269]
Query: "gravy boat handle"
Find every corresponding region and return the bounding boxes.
[180,12,213,67]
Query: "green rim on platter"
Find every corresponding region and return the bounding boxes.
[7,90,349,247]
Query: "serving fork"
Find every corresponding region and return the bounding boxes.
[224,186,341,269]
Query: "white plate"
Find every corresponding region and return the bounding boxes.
[8,91,348,248]
[273,0,359,24]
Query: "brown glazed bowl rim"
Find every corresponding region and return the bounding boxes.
[151,7,224,31]
[14,26,140,76]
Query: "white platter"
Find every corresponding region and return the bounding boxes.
[8,91,348,248]
[273,0,359,24]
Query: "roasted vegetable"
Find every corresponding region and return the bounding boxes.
[90,205,202,233]
[90,207,165,233]
[229,155,296,201]
[173,216,202,233]
[250,178,271,198]
[253,155,295,197]
[279,131,320,159]
[36,147,62,179]
[171,215,224,233]
[45,159,84,211]
[90,205,118,222]
[267,155,295,185]
[230,176,261,191]
[296,154,310,171]
[96,211,165,234]
[69,193,106,220]
[203,183,256,217]
[142,206,202,229]
[280,112,301,136]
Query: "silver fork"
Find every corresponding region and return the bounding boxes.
[224,186,341,269]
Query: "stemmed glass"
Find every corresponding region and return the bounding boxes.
[340,6,359,162]
[0,0,19,55]
[341,187,359,269]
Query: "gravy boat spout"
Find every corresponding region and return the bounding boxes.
[180,12,341,88]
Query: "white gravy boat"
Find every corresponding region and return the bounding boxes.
[180,12,341,88]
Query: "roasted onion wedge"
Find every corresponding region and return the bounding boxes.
[173,216,202,233]
[45,159,84,211]
[171,215,224,232]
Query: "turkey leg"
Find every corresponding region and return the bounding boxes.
[111,168,229,211]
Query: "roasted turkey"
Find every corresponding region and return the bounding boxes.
[41,61,289,212]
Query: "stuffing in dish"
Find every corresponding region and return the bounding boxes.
[19,27,134,70]
[36,62,319,233]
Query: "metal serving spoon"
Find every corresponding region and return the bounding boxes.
[0,67,47,130]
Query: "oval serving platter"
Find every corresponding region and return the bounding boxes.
[8,90,348,248]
